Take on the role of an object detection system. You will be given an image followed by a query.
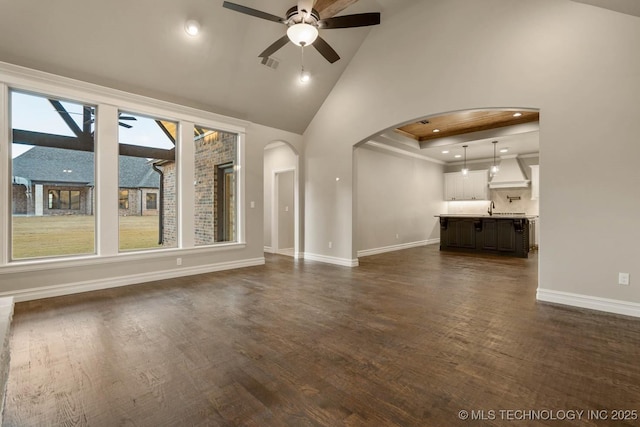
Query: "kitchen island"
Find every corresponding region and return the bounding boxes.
[436,214,536,258]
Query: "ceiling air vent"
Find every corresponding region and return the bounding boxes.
[260,56,280,70]
[419,120,430,125]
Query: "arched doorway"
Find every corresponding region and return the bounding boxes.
[353,108,540,259]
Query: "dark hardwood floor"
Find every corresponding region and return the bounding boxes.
[5,246,640,426]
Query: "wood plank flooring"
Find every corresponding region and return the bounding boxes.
[4,246,640,426]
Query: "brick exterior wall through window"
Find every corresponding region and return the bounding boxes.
[194,130,237,245]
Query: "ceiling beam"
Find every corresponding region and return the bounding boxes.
[119,144,175,161]
[314,0,359,18]
[13,130,94,152]
[13,129,175,161]
[48,100,84,138]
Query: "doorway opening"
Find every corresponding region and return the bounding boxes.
[264,141,300,258]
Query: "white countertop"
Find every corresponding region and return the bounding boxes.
[435,214,538,219]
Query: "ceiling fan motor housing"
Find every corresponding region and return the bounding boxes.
[285,6,320,25]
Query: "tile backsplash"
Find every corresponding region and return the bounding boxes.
[447,187,538,215]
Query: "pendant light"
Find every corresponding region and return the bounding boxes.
[461,145,469,176]
[491,140,499,177]
[298,43,311,83]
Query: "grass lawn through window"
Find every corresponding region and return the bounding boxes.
[12,216,162,259]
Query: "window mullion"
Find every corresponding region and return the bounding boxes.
[95,104,119,257]
[0,84,8,265]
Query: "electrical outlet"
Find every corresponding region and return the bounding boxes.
[618,272,630,286]
[176,258,182,266]
[328,241,332,249]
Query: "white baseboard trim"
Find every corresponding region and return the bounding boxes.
[0,258,265,303]
[303,253,359,268]
[537,288,640,318]
[276,248,295,257]
[263,246,274,254]
[357,239,440,258]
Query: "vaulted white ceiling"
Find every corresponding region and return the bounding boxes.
[0,0,411,134]
[571,0,640,17]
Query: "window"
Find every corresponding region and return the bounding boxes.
[10,90,96,259]
[48,190,81,210]
[3,72,246,267]
[146,193,157,210]
[118,112,177,251]
[119,190,129,210]
[194,126,238,245]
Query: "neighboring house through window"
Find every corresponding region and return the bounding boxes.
[48,190,80,210]
[119,190,129,210]
[146,193,157,210]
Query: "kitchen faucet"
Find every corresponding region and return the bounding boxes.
[488,200,495,216]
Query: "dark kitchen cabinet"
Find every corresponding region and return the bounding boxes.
[497,220,516,252]
[482,219,516,252]
[439,216,531,258]
[442,219,476,249]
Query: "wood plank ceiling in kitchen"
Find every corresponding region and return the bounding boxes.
[395,110,539,142]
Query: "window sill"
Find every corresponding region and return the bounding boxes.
[0,242,247,274]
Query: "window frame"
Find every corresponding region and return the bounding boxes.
[8,88,98,260]
[146,193,157,210]
[0,65,247,269]
[48,190,81,210]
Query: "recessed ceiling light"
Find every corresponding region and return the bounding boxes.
[185,19,200,36]
[513,112,522,117]
[441,150,449,154]
[454,154,462,158]
[500,148,509,153]
[433,129,440,133]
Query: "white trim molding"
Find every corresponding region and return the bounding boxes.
[357,239,439,258]
[0,258,265,303]
[276,248,295,257]
[303,253,359,268]
[537,288,640,319]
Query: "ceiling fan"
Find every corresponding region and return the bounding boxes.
[222,0,380,63]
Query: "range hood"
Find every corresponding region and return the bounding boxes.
[489,155,530,189]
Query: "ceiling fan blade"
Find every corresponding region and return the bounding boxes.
[118,116,137,121]
[259,35,291,58]
[119,122,133,129]
[318,12,380,29]
[313,36,340,63]
[222,1,285,23]
[297,0,314,15]
[313,0,359,19]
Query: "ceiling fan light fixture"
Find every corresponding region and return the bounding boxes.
[287,23,318,46]
[300,69,311,83]
[185,19,200,36]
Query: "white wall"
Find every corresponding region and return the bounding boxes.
[355,144,444,255]
[303,0,640,311]
[263,143,298,252]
